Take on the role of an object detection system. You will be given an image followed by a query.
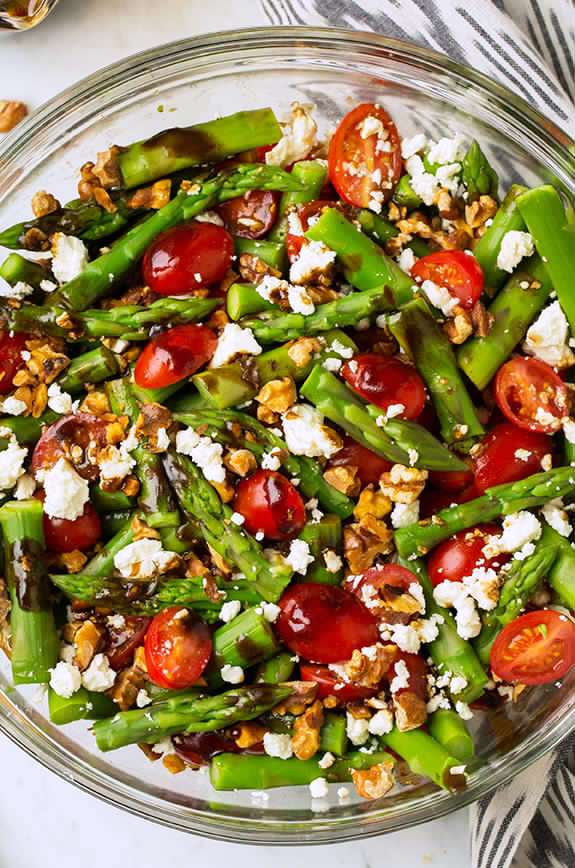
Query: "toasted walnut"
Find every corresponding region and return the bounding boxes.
[273,681,318,716]
[136,402,173,445]
[344,515,394,573]
[31,383,48,418]
[256,404,279,425]
[323,465,361,497]
[184,555,209,578]
[343,643,397,687]
[22,226,49,251]
[380,464,428,504]
[292,699,324,760]
[396,212,433,240]
[208,546,232,575]
[255,377,297,414]
[436,190,456,218]
[306,285,340,305]
[127,178,172,210]
[105,420,126,445]
[287,337,322,368]
[354,488,392,521]
[25,343,70,385]
[465,195,498,230]
[163,754,186,774]
[59,549,88,574]
[138,743,163,763]
[211,479,235,503]
[234,722,268,749]
[387,202,403,223]
[0,578,12,658]
[224,448,258,477]
[471,300,494,337]
[93,186,117,214]
[131,516,161,542]
[393,692,428,732]
[238,253,281,284]
[0,100,27,132]
[31,190,60,218]
[384,232,413,257]
[323,695,338,709]
[79,390,111,416]
[352,759,395,800]
[92,146,122,189]
[110,650,148,710]
[73,620,105,670]
[444,309,473,344]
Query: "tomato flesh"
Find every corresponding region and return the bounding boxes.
[31,413,107,480]
[0,332,29,395]
[134,323,217,389]
[490,609,575,685]
[218,190,279,239]
[276,584,379,663]
[472,422,552,493]
[391,651,428,700]
[299,662,380,702]
[341,353,426,419]
[38,492,102,553]
[428,467,474,493]
[427,523,508,587]
[411,251,484,310]
[345,564,422,622]
[142,222,234,295]
[328,103,402,208]
[107,617,151,671]
[325,434,392,487]
[233,469,306,541]
[494,357,569,434]
[285,199,333,261]
[144,607,212,690]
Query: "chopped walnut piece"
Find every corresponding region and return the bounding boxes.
[136,402,173,447]
[292,699,324,760]
[465,195,498,230]
[31,382,48,417]
[444,308,473,344]
[22,226,50,251]
[126,179,172,210]
[352,759,395,800]
[211,479,235,503]
[105,420,127,445]
[306,285,340,305]
[163,754,186,774]
[256,404,279,425]
[110,648,148,710]
[379,464,428,504]
[273,681,318,716]
[79,390,111,416]
[238,253,281,284]
[208,546,232,575]
[93,186,117,214]
[471,300,494,337]
[0,578,12,658]
[59,549,88,574]
[0,100,27,133]
[224,448,258,477]
[234,722,268,749]
[122,476,140,497]
[138,743,163,763]
[354,488,392,521]
[323,465,361,497]
[393,692,428,732]
[184,555,209,578]
[131,516,161,541]
[73,620,105,671]
[343,643,397,687]
[255,377,297,414]
[31,190,60,218]
[287,337,323,368]
[92,146,122,189]
[24,343,70,385]
[344,515,394,573]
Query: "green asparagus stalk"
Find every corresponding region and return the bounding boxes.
[300,365,468,471]
[0,499,59,684]
[90,487,135,513]
[0,252,50,288]
[212,607,280,671]
[117,108,282,188]
[473,185,527,295]
[268,159,328,243]
[210,749,394,791]
[320,712,348,756]
[355,209,399,245]
[299,515,343,585]
[393,174,423,209]
[225,282,276,320]
[48,686,117,725]
[93,684,291,752]
[59,345,120,392]
[461,140,499,200]
[83,515,135,577]
[399,297,484,450]
[102,510,135,538]
[380,728,465,791]
[233,238,288,274]
[428,709,475,763]
[0,411,59,445]
[254,652,296,684]
[547,526,575,610]
[457,257,552,390]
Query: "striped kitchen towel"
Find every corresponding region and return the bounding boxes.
[258,2,575,867]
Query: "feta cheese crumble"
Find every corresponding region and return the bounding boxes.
[483,511,542,558]
[0,279,34,300]
[309,777,329,799]
[220,664,245,684]
[289,240,336,287]
[175,427,226,483]
[323,549,343,573]
[0,396,27,416]
[390,659,411,693]
[51,233,89,284]
[46,382,73,414]
[209,323,262,369]
[43,458,89,521]
[401,134,427,160]
[14,473,36,500]
[265,102,318,168]
[541,498,572,538]
[368,709,394,736]
[496,231,535,273]
[282,403,341,459]
[318,752,336,769]
[346,712,370,746]
[285,539,314,575]
[263,732,293,759]
[219,600,242,623]
[421,279,458,316]
[427,135,466,165]
[261,602,281,623]
[113,538,177,579]
[49,661,81,698]
[524,301,575,369]
[81,653,116,692]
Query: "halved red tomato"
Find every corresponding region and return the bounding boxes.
[472,422,552,493]
[31,413,107,480]
[38,491,102,553]
[134,323,217,389]
[285,199,334,261]
[427,523,508,587]
[490,609,575,685]
[107,616,152,671]
[341,353,426,419]
[142,221,234,295]
[344,564,423,623]
[218,190,279,239]
[299,662,380,702]
[144,607,212,690]
[325,434,392,487]
[328,103,402,208]
[411,250,484,310]
[494,357,569,434]
[0,332,29,395]
[232,469,306,541]
[428,467,474,493]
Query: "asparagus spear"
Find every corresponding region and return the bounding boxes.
[547,526,575,610]
[457,257,552,390]
[355,209,399,245]
[59,346,120,392]
[226,282,276,320]
[0,199,133,250]
[398,297,484,451]
[268,159,328,243]
[102,510,135,538]
[210,750,394,790]
[0,252,50,288]
[0,411,59,445]
[299,515,343,585]
[394,466,575,559]
[48,686,117,725]
[163,450,292,602]
[461,140,499,200]
[428,709,475,763]
[393,175,423,209]
[517,185,575,334]
[254,652,296,684]
[0,499,59,684]
[117,108,282,188]
[473,185,527,296]
[93,684,291,751]
[380,728,465,791]
[320,712,348,756]
[300,365,468,471]
[83,515,135,577]
[211,607,280,671]
[233,238,288,274]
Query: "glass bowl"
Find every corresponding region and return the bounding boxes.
[0,26,574,845]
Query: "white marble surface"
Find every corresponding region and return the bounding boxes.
[0,1,470,864]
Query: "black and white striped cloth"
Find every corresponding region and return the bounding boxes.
[257,2,575,866]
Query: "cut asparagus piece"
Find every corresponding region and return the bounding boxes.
[473,184,527,296]
[548,526,575,610]
[428,709,475,763]
[233,238,288,275]
[59,346,120,392]
[0,252,50,288]
[299,515,343,585]
[254,652,296,684]
[226,282,276,320]
[461,140,499,200]
[380,728,465,791]
[48,686,117,725]
[268,159,328,243]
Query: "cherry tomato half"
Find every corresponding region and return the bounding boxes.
[276,584,379,663]
[427,523,508,587]
[494,357,569,434]
[0,332,29,395]
[31,413,107,480]
[391,651,428,701]
[299,662,380,702]
[428,467,474,493]
[490,609,575,685]
[38,492,102,553]
[411,250,484,310]
[144,607,212,690]
[218,190,279,239]
[142,222,234,296]
[472,422,552,493]
[328,103,402,208]
[233,469,306,541]
[345,564,422,623]
[134,323,217,389]
[285,199,334,261]
[341,353,426,419]
[325,434,392,487]
[419,482,478,519]
[107,617,152,671]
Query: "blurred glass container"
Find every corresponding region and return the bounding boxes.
[0,0,59,30]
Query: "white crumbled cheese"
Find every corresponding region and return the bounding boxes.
[368,709,394,736]
[515,449,532,462]
[51,233,89,284]
[359,114,387,140]
[113,538,177,579]
[14,473,36,500]
[413,613,444,644]
[106,614,126,630]
[450,676,468,696]
[309,777,329,799]
[256,274,286,302]
[261,602,281,623]
[322,357,342,373]
[328,339,354,359]
[427,693,451,713]
[368,190,384,214]
[318,752,336,769]
[391,500,420,529]
[323,549,343,573]
[454,595,482,640]
[0,396,27,416]
[261,448,282,471]
[266,102,318,168]
[221,664,245,684]
[541,498,572,538]
[455,701,474,721]
[194,210,224,226]
[289,240,336,287]
[337,786,351,803]
[462,566,500,611]
[282,403,341,459]
[230,512,245,526]
[136,689,153,708]
[210,323,262,369]
[563,418,575,445]
[287,211,304,237]
[286,282,315,315]
[484,511,542,557]
[59,644,76,664]
[401,134,427,160]
[99,444,136,486]
[285,539,314,575]
[421,278,458,316]
[49,661,82,698]
[524,302,575,368]
[427,135,466,165]
[151,737,175,757]
[175,427,226,483]
[155,427,170,451]
[435,163,463,195]
[536,407,558,430]
[496,231,535,273]
[346,712,370,746]
[43,457,89,520]
[389,623,421,654]
[46,382,73,415]
[408,582,426,614]
[263,732,293,759]
[81,653,116,692]
[390,659,411,693]
[40,278,58,293]
[386,403,406,419]
[220,600,242,623]
[0,279,34,300]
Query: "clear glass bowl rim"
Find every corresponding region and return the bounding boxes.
[0,25,574,845]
